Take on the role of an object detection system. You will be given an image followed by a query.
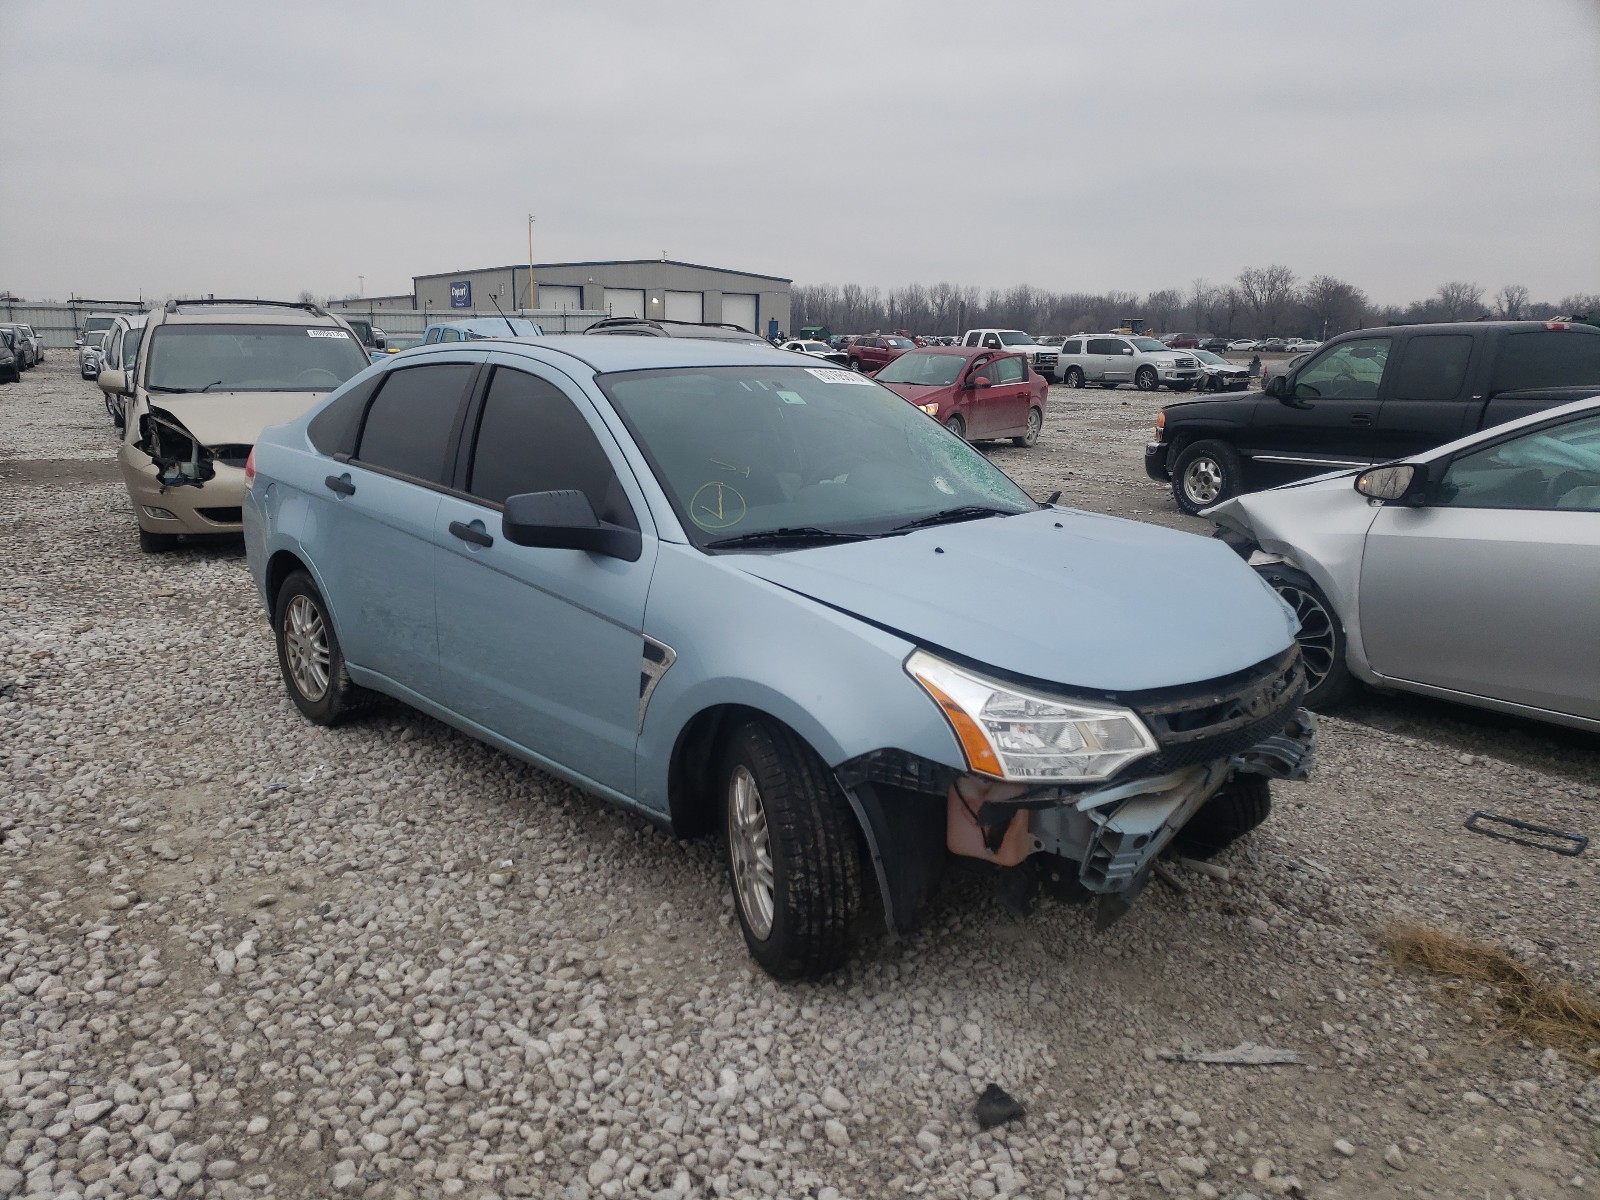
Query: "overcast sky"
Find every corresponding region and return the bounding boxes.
[6,0,1597,306]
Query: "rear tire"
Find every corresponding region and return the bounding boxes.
[1254,566,1356,709]
[1171,439,1245,514]
[1174,775,1272,860]
[720,720,862,979]
[848,357,862,372]
[1013,407,1042,448]
[1135,366,1159,391]
[1063,367,1085,389]
[273,569,371,726]
[137,528,179,553]
[945,414,966,440]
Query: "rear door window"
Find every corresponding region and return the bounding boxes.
[1490,330,1600,393]
[1392,334,1473,401]
[353,363,474,484]
[466,367,638,528]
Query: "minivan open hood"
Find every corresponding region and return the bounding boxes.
[730,508,1296,693]
[141,391,332,447]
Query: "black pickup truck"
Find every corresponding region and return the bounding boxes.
[1145,320,1600,513]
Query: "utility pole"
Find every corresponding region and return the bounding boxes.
[358,275,364,298]
[527,215,536,312]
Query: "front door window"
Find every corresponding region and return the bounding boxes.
[1436,412,1600,511]
[1293,338,1391,400]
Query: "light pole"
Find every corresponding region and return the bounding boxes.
[358,275,364,297]
[527,214,536,312]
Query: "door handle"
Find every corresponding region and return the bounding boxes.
[324,474,355,496]
[1350,413,1373,426]
[449,520,494,548]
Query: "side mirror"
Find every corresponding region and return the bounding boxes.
[1264,375,1286,398]
[1356,463,1428,504]
[98,368,131,396]
[74,338,84,348]
[501,489,642,561]
[970,375,992,389]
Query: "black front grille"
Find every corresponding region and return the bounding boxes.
[1122,647,1305,774]
[196,507,243,524]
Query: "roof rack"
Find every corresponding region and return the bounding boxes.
[163,298,328,317]
[586,315,753,334]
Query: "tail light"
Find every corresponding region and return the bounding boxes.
[1543,321,1570,330]
[244,446,256,483]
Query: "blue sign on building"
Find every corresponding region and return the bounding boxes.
[449,280,472,308]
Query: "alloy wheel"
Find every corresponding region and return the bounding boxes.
[727,765,776,939]
[1182,457,1224,506]
[1275,584,1337,691]
[284,594,332,702]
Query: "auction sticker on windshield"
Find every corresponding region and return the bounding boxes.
[306,329,350,338]
[806,368,873,386]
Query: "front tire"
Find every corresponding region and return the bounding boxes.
[1063,367,1085,389]
[944,414,966,440]
[1013,407,1042,448]
[1135,366,1159,391]
[1255,566,1355,709]
[1171,439,1244,514]
[720,720,862,979]
[273,570,370,726]
[848,357,862,372]
[1174,775,1272,860]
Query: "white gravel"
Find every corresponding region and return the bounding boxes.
[2,356,1598,1199]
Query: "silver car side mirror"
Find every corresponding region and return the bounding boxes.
[1356,464,1418,502]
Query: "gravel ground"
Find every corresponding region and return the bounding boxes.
[3,355,1598,1200]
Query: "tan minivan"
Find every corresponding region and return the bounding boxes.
[99,299,370,551]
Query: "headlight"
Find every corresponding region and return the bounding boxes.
[905,650,1158,782]
[918,402,940,416]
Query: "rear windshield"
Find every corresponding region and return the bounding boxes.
[1490,330,1600,394]
[145,324,370,393]
[84,318,115,334]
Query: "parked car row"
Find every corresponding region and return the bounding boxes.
[0,322,43,370]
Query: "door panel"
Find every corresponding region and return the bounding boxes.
[1360,507,1600,719]
[1247,336,1393,460]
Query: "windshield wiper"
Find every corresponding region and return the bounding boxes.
[888,505,1020,533]
[705,527,871,550]
[199,379,227,393]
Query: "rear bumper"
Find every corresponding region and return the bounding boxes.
[1144,440,1171,481]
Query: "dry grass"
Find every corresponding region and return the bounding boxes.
[1384,923,1600,1071]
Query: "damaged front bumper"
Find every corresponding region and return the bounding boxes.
[120,409,252,534]
[836,650,1317,935]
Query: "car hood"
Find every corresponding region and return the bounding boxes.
[140,391,333,446]
[729,507,1297,692]
[880,381,955,402]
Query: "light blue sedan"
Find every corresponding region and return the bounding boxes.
[243,336,1313,977]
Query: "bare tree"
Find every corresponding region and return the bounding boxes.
[1300,275,1369,339]
[1557,292,1600,318]
[1494,284,1529,320]
[1187,278,1218,333]
[1236,265,1299,335]
[1434,281,1485,321]
[1144,288,1184,332]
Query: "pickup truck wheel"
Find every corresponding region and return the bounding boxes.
[1254,566,1356,709]
[1013,407,1042,448]
[1172,439,1244,513]
[1135,366,1159,391]
[720,720,862,979]
[1063,367,1085,389]
[274,569,372,726]
[1174,775,1271,860]
[944,414,966,440]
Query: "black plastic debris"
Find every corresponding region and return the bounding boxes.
[1464,811,1587,857]
[974,1083,1025,1131]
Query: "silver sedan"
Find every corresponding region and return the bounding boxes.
[1207,394,1600,731]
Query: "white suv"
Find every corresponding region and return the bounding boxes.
[1052,334,1200,392]
[960,328,1059,376]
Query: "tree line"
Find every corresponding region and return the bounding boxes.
[791,268,1599,340]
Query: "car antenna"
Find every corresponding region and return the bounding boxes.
[1045,490,1062,505]
[487,293,518,336]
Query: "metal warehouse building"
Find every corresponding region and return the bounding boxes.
[411,260,791,336]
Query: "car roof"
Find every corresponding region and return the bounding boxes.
[898,345,1019,359]
[393,333,805,375]
[159,306,347,326]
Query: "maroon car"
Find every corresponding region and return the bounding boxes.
[846,333,916,373]
[874,347,1047,447]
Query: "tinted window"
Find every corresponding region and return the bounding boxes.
[1087,338,1124,355]
[1490,330,1600,393]
[992,356,1026,385]
[307,373,381,456]
[468,368,637,529]
[354,364,473,483]
[1063,339,1083,355]
[1438,412,1600,511]
[1393,334,1472,401]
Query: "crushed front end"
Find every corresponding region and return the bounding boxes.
[123,408,253,534]
[836,646,1316,933]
